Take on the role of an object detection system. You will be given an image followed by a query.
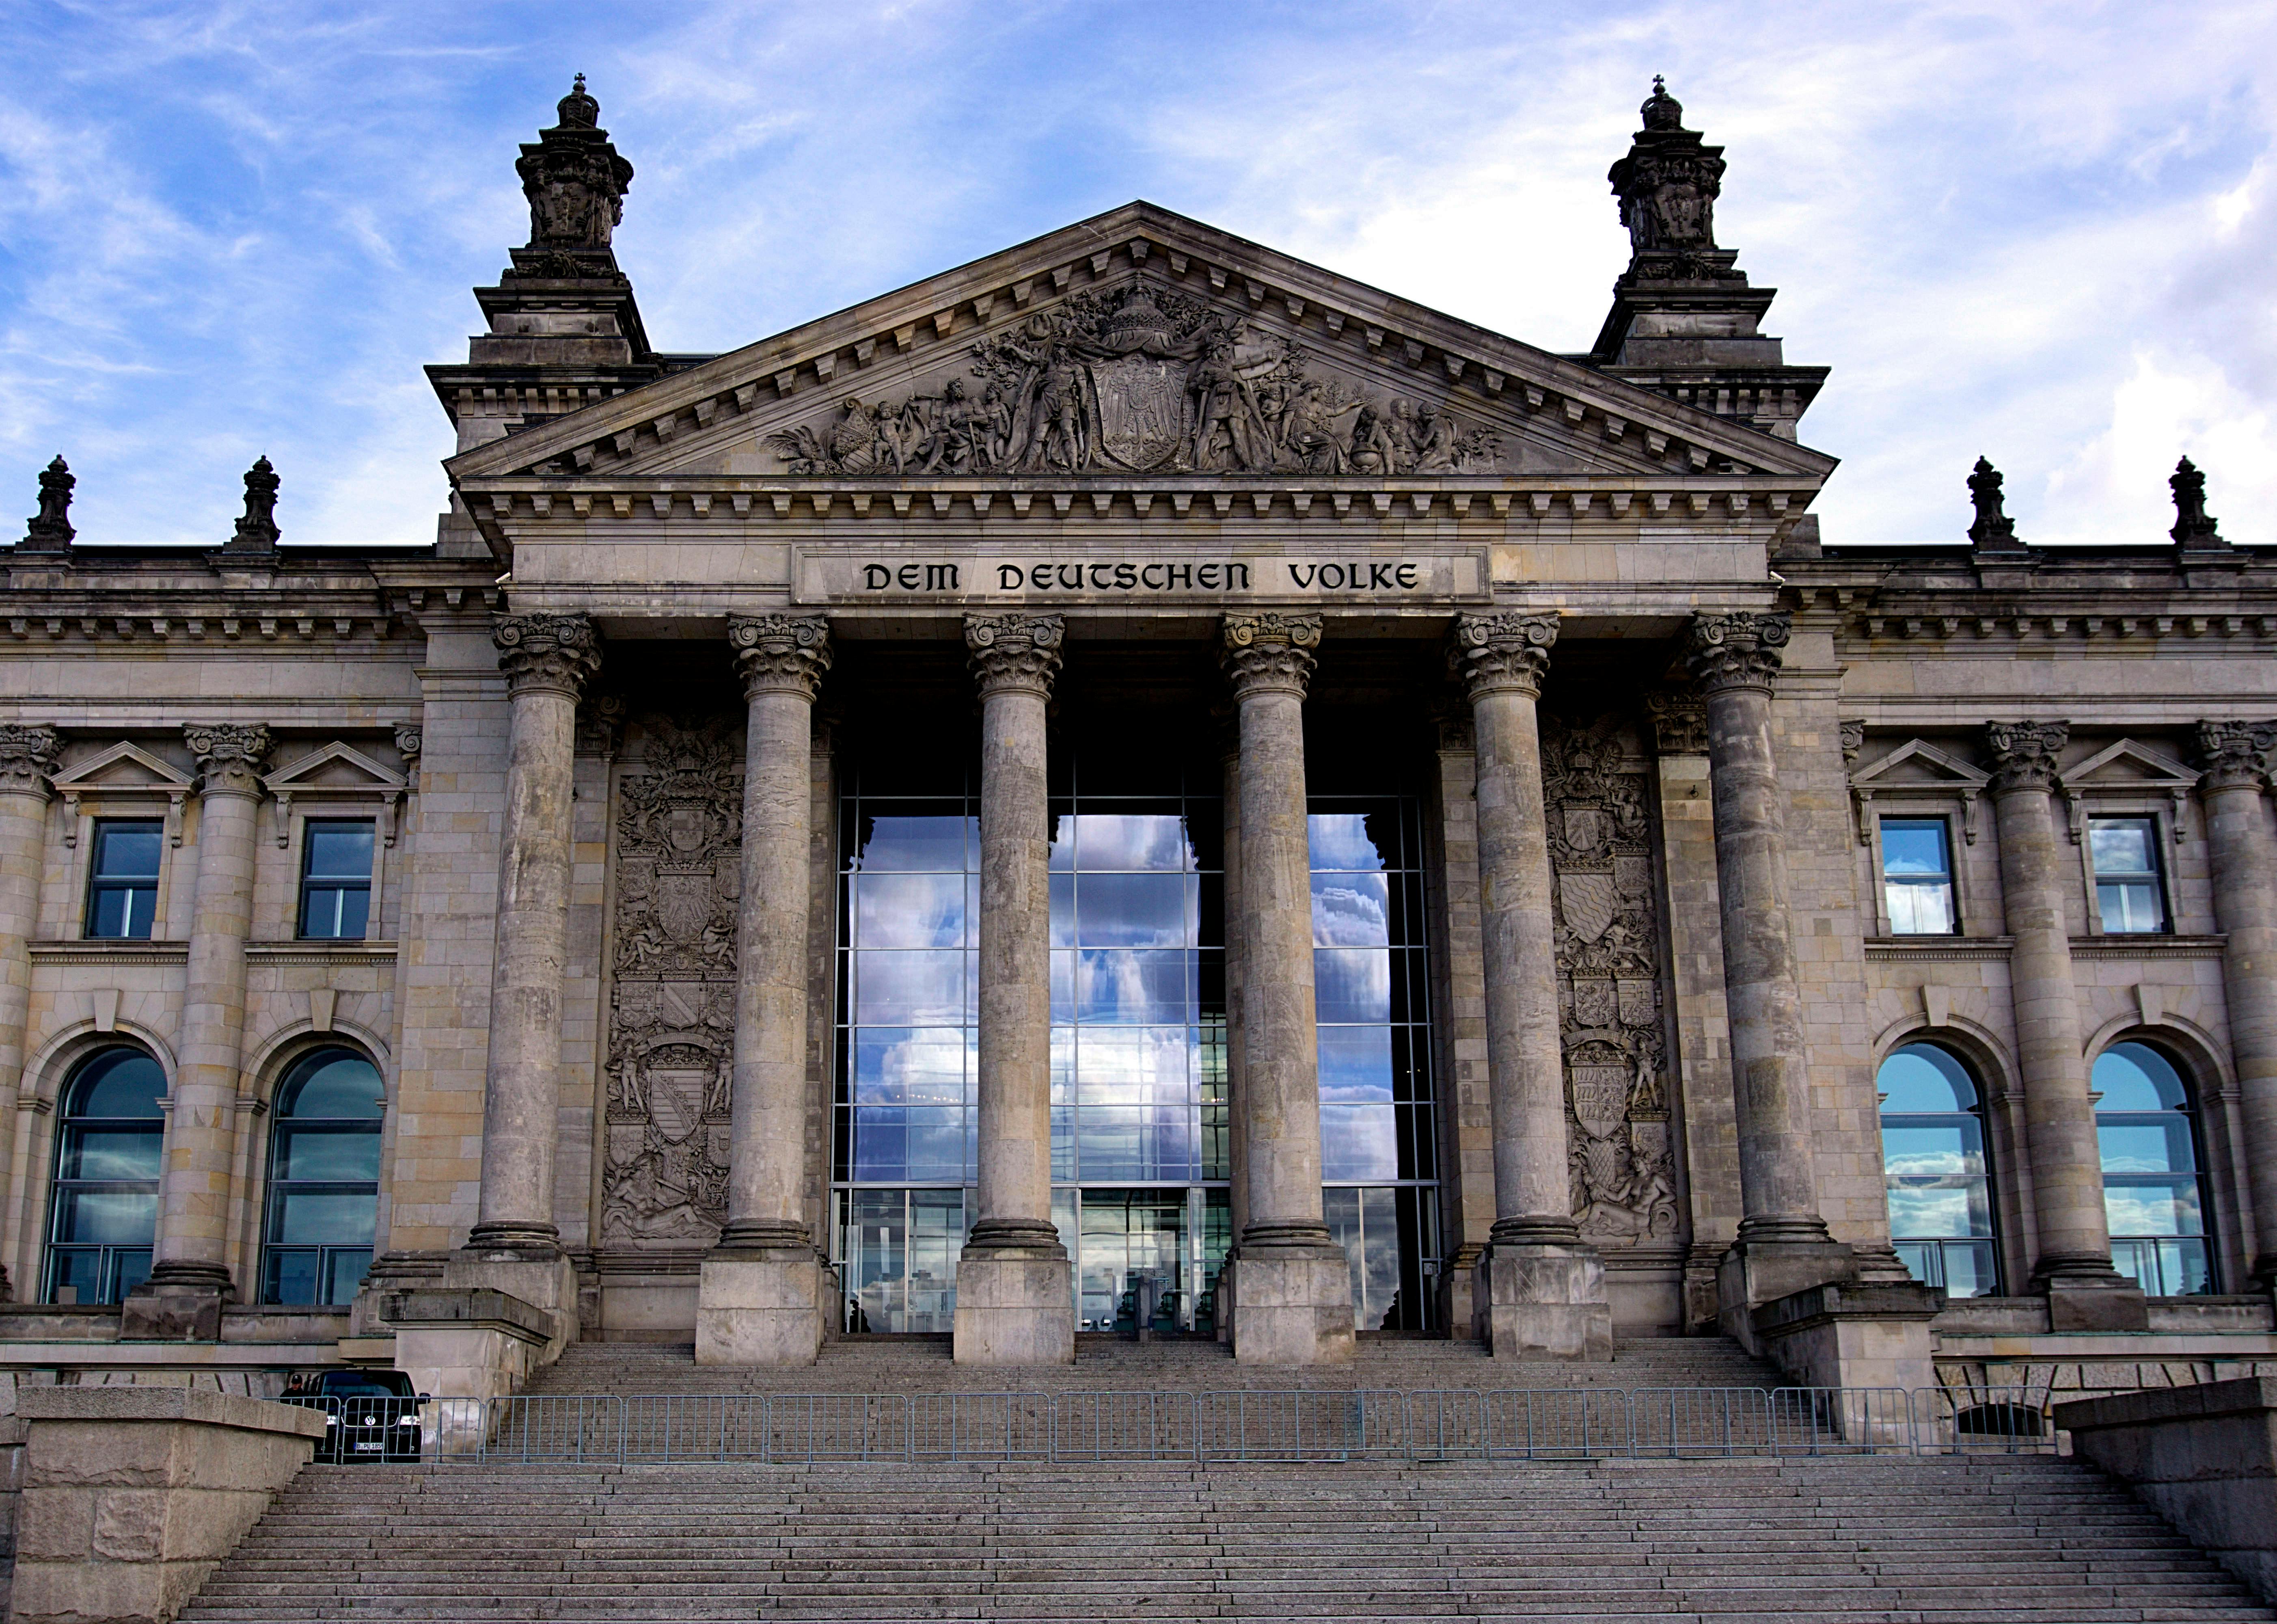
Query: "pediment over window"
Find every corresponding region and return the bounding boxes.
[263,742,410,848]
[446,202,1836,499]
[1848,739,1991,847]
[50,743,195,847]
[2057,739,2199,848]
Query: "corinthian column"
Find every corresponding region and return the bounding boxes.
[952,613,1073,1365]
[0,728,58,1300]
[468,613,598,1258]
[1685,613,1851,1329]
[1455,614,1611,1360]
[2199,721,2277,1285]
[698,614,831,1366]
[1986,720,2139,1328]
[127,724,271,1339]
[1222,611,1354,1365]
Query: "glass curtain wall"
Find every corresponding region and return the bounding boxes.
[831,737,1436,1335]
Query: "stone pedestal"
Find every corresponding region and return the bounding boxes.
[1222,613,1354,1367]
[697,614,832,1365]
[382,1284,556,1412]
[2046,1276,2151,1332]
[954,615,1073,1367]
[1716,1236,1858,1350]
[11,1388,326,1624]
[1749,1280,1940,1399]
[696,1253,827,1367]
[1478,1243,1614,1360]
[951,1251,1076,1366]
[119,1280,228,1343]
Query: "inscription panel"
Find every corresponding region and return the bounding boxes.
[793,549,1487,606]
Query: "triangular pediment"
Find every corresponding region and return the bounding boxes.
[263,742,406,795]
[51,742,194,794]
[1850,739,1990,791]
[447,201,1835,492]
[2059,739,2198,793]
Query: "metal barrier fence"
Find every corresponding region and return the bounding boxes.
[356,1386,2059,1466]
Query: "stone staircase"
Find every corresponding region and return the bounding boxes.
[519,1332,1791,1395]
[180,1454,2274,1623]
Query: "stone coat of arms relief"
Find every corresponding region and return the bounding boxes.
[1546,714,1680,1244]
[602,716,743,1246]
[765,281,1504,478]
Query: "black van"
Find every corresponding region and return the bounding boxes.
[283,1369,427,1463]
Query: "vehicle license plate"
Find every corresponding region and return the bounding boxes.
[353,1441,382,1451]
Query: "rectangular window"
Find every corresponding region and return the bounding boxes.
[85,820,163,940]
[2090,816,2167,933]
[298,821,375,939]
[1880,817,1957,935]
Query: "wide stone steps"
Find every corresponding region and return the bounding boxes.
[178,1458,2274,1624]
[517,1335,1789,1397]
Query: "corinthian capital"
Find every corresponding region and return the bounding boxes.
[965,613,1064,698]
[728,614,832,702]
[2197,719,2277,791]
[1684,611,1790,695]
[1221,612,1322,700]
[185,723,273,798]
[1986,720,2068,796]
[493,612,602,699]
[0,726,60,797]
[1453,613,1558,700]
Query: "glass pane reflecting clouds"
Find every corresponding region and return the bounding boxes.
[1308,813,1389,871]
[1314,949,1391,1023]
[853,950,969,1025]
[854,814,972,872]
[1312,872,1389,946]
[1319,1026,1394,1104]
[1073,950,1191,1024]
[1066,814,1192,872]
[856,874,969,948]
[1070,874,1190,946]
[853,1028,971,1104]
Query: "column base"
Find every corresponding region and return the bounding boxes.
[951,1249,1074,1366]
[2042,1272,2150,1332]
[120,1263,231,1341]
[1716,1235,1854,1353]
[695,1250,825,1367]
[1478,1240,1613,1361]
[1227,1246,1355,1366]
[1439,1244,1484,1342]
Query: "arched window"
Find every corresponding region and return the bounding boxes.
[1877,1043,1998,1297]
[45,1047,164,1304]
[261,1047,383,1306]
[2094,1041,2214,1296]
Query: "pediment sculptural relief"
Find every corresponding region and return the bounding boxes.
[766,283,1504,478]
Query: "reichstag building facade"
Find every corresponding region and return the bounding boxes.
[4,80,2274,1395]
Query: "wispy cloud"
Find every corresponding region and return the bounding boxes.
[0,0,2270,546]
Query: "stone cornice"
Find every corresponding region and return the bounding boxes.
[1453,613,1557,700]
[1985,720,2068,796]
[494,612,602,700]
[727,613,831,702]
[1222,611,1322,700]
[185,723,273,799]
[1684,610,1788,695]
[964,613,1063,698]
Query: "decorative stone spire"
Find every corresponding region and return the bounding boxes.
[1967,456,2023,552]
[226,456,281,553]
[2171,456,2227,549]
[515,74,635,258]
[21,456,73,553]
[1607,76,1734,281]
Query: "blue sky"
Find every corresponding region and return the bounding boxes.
[2,0,2272,548]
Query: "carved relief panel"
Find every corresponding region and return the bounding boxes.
[1545,713,1679,1245]
[601,715,742,1246]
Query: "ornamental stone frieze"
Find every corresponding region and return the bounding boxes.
[602,713,745,1247]
[1221,612,1322,699]
[1544,712,1676,1245]
[184,724,273,799]
[2197,720,2277,790]
[1986,721,2069,796]
[494,612,603,698]
[1453,613,1558,699]
[0,726,60,796]
[965,613,1065,697]
[1683,611,1789,695]
[728,615,833,701]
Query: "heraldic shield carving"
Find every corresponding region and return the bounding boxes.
[603,715,743,1246]
[1546,713,1679,1245]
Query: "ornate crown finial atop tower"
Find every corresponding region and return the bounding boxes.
[1967,456,2024,552]
[1640,75,1685,132]
[1608,78,1729,276]
[226,455,281,553]
[21,455,74,552]
[514,77,635,255]
[2170,456,2227,549]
